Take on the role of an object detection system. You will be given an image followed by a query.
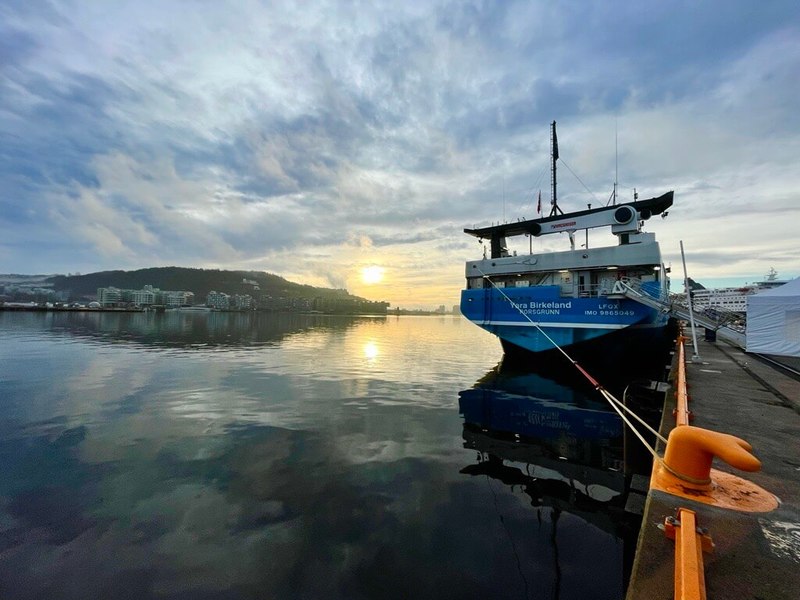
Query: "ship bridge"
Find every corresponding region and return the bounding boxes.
[465,192,673,259]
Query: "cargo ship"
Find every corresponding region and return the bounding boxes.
[460,122,674,363]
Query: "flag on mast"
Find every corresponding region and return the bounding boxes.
[537,190,541,214]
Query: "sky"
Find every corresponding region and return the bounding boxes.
[2,1,799,308]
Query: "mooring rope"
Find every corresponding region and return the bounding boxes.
[474,267,667,459]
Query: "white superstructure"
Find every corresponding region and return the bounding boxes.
[687,269,789,315]
[690,286,754,313]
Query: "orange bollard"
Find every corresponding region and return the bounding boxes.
[662,426,761,488]
[652,425,778,512]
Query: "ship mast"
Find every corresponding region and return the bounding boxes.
[550,121,563,217]
[613,120,618,205]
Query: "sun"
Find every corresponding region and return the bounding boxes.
[361,265,385,284]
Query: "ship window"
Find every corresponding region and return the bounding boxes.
[467,278,483,289]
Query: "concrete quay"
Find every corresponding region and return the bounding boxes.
[626,336,800,599]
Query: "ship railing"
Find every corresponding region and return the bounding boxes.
[610,277,672,312]
[670,301,743,329]
[612,279,748,348]
[668,299,747,348]
[611,277,669,303]
[578,279,643,298]
[667,295,743,329]
[577,282,611,298]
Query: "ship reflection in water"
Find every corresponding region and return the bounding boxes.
[458,364,640,598]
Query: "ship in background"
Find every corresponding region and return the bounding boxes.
[683,268,789,315]
[460,122,675,365]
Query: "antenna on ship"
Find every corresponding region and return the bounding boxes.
[613,119,618,206]
[550,121,563,217]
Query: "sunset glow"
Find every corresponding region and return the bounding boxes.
[361,265,385,285]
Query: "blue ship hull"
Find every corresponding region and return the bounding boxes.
[460,285,669,354]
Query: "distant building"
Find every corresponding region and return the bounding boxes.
[97,284,195,307]
[97,287,123,307]
[162,290,195,307]
[231,294,253,310]
[206,291,230,310]
[130,286,156,305]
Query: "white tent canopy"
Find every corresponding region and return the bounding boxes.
[746,277,800,357]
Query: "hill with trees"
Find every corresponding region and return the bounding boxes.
[46,267,372,304]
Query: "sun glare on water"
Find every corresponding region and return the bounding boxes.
[363,341,379,360]
[361,265,384,284]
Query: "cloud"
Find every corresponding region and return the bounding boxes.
[1,1,799,306]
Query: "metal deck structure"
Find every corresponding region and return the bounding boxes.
[610,279,747,348]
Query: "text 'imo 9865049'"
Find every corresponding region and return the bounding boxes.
[460,122,675,364]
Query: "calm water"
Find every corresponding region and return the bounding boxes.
[0,311,634,600]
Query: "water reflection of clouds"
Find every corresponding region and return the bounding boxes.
[7,314,600,598]
[63,350,153,412]
[2,315,503,479]
[3,409,623,600]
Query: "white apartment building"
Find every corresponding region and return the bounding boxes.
[162,290,195,307]
[97,287,123,306]
[206,291,230,310]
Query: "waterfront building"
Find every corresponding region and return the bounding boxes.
[97,284,195,307]
[131,286,156,305]
[97,287,124,307]
[232,294,253,310]
[162,290,195,307]
[206,291,230,310]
